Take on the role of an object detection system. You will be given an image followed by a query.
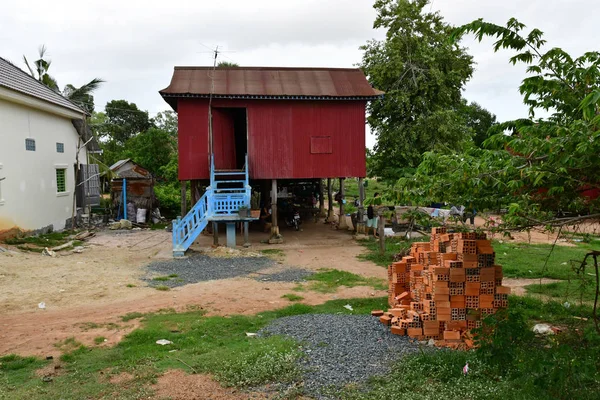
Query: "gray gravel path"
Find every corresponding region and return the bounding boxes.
[260,314,423,398]
[144,254,275,287]
[253,268,314,283]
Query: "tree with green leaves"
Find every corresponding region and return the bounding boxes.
[103,100,152,144]
[23,45,104,113]
[459,100,497,148]
[394,18,600,229]
[217,61,239,67]
[361,0,475,180]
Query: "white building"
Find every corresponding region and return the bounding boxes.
[0,57,100,234]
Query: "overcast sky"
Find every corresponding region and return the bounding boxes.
[1,0,596,148]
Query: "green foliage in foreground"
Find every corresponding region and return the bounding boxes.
[341,296,600,400]
[0,298,388,400]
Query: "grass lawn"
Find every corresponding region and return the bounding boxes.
[494,240,597,280]
[526,279,598,304]
[303,269,387,293]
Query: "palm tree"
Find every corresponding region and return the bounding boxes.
[23,45,104,113]
[23,45,60,91]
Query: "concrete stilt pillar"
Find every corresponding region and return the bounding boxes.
[243,222,250,247]
[327,178,334,222]
[213,222,219,246]
[226,223,236,248]
[269,179,283,243]
[338,177,349,230]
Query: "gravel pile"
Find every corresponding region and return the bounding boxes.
[253,268,314,283]
[144,254,275,287]
[260,314,423,398]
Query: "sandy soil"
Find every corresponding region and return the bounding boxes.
[153,370,270,400]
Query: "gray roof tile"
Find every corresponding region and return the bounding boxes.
[0,57,85,114]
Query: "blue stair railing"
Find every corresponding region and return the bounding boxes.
[172,154,251,256]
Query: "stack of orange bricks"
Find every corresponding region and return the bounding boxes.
[374,227,510,346]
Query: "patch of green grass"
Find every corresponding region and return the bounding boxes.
[150,222,169,230]
[357,237,429,267]
[306,269,387,293]
[3,231,72,247]
[155,285,170,291]
[260,248,285,256]
[291,284,306,292]
[342,178,387,200]
[152,276,171,282]
[494,241,595,280]
[525,279,598,303]
[281,293,304,302]
[168,273,179,278]
[93,336,106,345]
[126,283,136,288]
[121,312,145,322]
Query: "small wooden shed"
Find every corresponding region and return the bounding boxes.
[109,159,156,222]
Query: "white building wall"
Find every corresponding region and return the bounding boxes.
[0,98,86,232]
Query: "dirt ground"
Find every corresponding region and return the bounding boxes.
[0,219,386,357]
[0,215,588,358]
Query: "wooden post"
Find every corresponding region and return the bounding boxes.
[180,181,187,217]
[338,178,348,230]
[378,212,385,255]
[357,177,365,234]
[327,178,334,222]
[269,179,283,243]
[318,179,326,218]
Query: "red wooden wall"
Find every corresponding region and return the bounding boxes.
[177,98,367,180]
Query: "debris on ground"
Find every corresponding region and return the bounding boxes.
[156,339,173,345]
[51,241,74,252]
[38,302,46,309]
[199,246,262,258]
[343,304,354,311]
[376,228,509,349]
[72,231,96,241]
[42,248,56,257]
[533,324,555,335]
[260,314,423,398]
[109,219,133,230]
[245,332,257,337]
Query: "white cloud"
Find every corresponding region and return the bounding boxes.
[1,0,596,150]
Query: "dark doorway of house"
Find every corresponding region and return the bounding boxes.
[230,108,247,169]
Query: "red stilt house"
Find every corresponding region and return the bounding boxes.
[160,66,382,255]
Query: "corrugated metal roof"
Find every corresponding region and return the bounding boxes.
[160,67,384,101]
[0,57,85,114]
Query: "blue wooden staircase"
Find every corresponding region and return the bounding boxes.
[172,155,251,257]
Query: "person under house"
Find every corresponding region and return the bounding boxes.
[366,192,380,239]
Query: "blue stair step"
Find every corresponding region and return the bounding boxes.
[172,154,253,257]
